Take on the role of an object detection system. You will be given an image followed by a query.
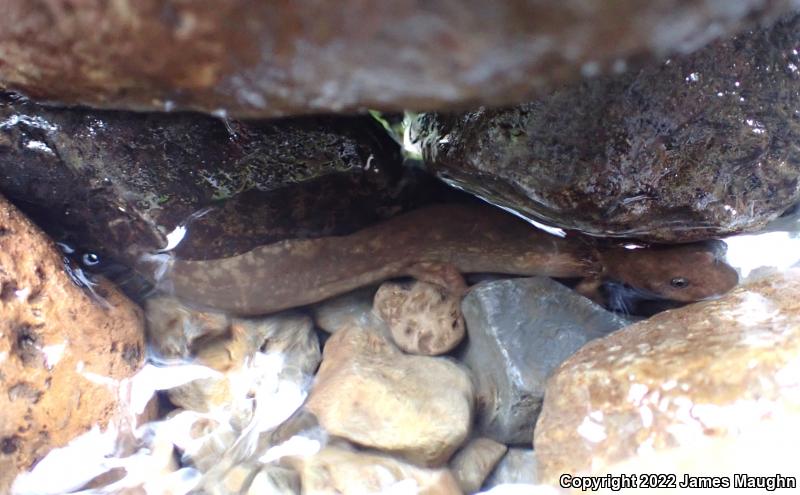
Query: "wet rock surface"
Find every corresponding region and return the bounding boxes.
[246,465,300,495]
[374,280,465,355]
[535,269,800,483]
[145,298,320,418]
[461,277,630,444]
[306,320,474,466]
[449,437,507,494]
[6,6,800,493]
[417,13,800,242]
[310,287,377,334]
[2,1,795,117]
[289,444,461,495]
[0,93,408,265]
[0,195,144,492]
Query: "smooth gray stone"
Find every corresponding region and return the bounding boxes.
[461,277,630,444]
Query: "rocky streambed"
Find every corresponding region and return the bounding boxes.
[2,4,800,495]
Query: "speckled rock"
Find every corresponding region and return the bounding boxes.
[534,269,800,484]
[0,93,405,265]
[306,321,474,466]
[0,1,796,117]
[581,414,800,494]
[461,277,630,444]
[288,444,461,495]
[416,13,800,242]
[0,195,144,492]
[449,437,507,494]
[374,280,465,355]
[483,448,538,489]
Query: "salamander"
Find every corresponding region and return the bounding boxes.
[148,203,739,315]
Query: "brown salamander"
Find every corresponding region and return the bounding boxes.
[152,203,739,315]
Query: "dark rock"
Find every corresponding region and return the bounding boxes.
[0,93,408,265]
[416,13,800,242]
[460,277,630,444]
[0,1,797,116]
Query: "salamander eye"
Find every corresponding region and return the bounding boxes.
[670,277,689,289]
[82,252,100,266]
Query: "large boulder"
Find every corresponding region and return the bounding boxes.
[0,195,144,492]
[0,93,407,265]
[535,269,800,483]
[417,13,800,242]
[1,1,796,116]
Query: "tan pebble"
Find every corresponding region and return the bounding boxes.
[374,281,465,355]
[449,437,508,494]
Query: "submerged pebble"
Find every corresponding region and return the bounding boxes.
[449,437,508,494]
[306,320,474,466]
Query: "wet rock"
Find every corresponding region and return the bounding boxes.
[417,13,800,242]
[483,448,538,488]
[214,464,257,495]
[201,463,292,495]
[231,315,321,377]
[306,321,474,466]
[246,466,300,495]
[0,1,796,117]
[145,296,230,362]
[584,415,800,493]
[170,412,238,473]
[449,437,507,494]
[311,287,377,334]
[534,269,800,484]
[147,297,320,371]
[461,277,630,444]
[374,280,465,355]
[289,444,461,495]
[166,378,233,414]
[164,312,319,419]
[0,195,144,492]
[0,93,405,265]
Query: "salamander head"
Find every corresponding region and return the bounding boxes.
[601,240,739,302]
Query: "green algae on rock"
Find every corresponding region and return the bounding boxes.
[0,93,406,264]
